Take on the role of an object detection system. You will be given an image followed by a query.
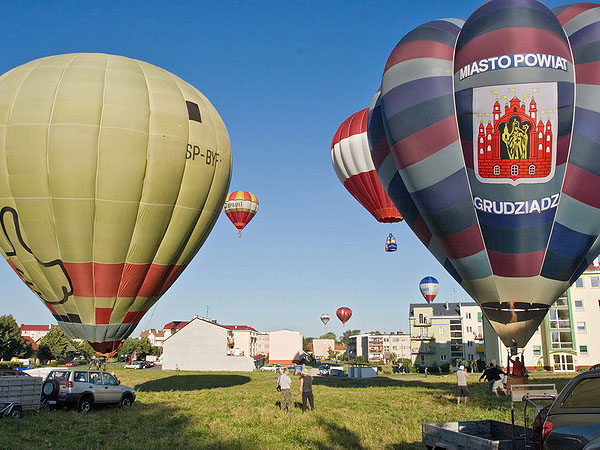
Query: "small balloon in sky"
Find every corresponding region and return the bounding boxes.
[419,277,439,303]
[336,307,352,325]
[223,191,259,237]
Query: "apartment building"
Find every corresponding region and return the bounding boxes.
[486,264,600,372]
[256,332,269,356]
[409,302,485,367]
[222,325,258,357]
[20,324,54,342]
[348,332,410,362]
[268,330,304,364]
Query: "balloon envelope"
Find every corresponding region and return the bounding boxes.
[331,109,402,223]
[370,1,600,348]
[320,314,330,325]
[223,191,259,237]
[336,307,352,325]
[0,53,232,354]
[419,277,439,303]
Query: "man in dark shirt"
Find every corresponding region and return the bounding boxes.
[479,363,506,396]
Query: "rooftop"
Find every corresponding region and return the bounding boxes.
[20,324,53,332]
[222,325,258,332]
[409,302,478,317]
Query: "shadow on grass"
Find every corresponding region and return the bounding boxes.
[136,374,251,392]
[305,417,365,450]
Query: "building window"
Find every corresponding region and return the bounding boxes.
[467,354,473,361]
[487,145,491,151]
[493,165,500,175]
[420,355,425,365]
[479,137,483,143]
[529,165,535,175]
[477,312,482,323]
[574,300,584,310]
[538,143,543,150]
[539,132,543,139]
[546,146,550,152]
[439,343,447,348]
[591,276,600,288]
[466,313,471,319]
[439,327,444,334]
[511,165,518,176]
[466,326,472,333]
[441,354,447,362]
[547,135,551,141]
[580,345,588,355]
[533,345,541,356]
[577,322,586,333]
[575,278,584,288]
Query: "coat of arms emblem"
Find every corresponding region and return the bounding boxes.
[473,82,557,185]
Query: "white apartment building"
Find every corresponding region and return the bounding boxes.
[20,324,54,342]
[222,325,258,357]
[348,332,410,362]
[268,330,304,364]
[312,338,335,360]
[256,332,269,356]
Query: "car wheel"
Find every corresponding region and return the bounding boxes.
[78,396,92,413]
[119,395,133,408]
[9,405,23,419]
[42,379,60,398]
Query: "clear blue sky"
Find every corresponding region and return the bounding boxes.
[0,0,567,340]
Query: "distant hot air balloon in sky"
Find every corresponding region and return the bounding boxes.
[0,53,232,355]
[385,233,397,252]
[320,313,330,326]
[223,191,259,237]
[336,307,352,325]
[419,277,439,303]
[369,0,600,348]
[331,109,402,223]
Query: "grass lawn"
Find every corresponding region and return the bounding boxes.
[1,367,574,449]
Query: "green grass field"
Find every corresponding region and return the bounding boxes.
[1,368,574,449]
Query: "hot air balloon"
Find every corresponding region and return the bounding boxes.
[0,53,232,355]
[320,313,330,326]
[369,0,600,349]
[223,191,259,237]
[385,233,397,252]
[336,307,352,326]
[331,109,403,223]
[419,277,439,303]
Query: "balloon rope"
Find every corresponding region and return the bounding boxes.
[144,303,159,331]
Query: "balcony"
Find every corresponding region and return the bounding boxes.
[476,345,485,353]
[415,320,432,327]
[549,320,571,329]
[411,334,433,340]
[412,347,434,354]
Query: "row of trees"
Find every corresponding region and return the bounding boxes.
[1,314,160,363]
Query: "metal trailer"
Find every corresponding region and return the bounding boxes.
[0,375,43,419]
[422,420,531,450]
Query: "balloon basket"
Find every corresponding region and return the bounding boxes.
[237,231,242,238]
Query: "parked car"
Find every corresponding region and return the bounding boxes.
[538,369,600,449]
[259,366,278,372]
[123,361,146,369]
[41,369,136,412]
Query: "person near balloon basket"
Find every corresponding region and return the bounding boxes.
[277,368,292,413]
[456,365,468,405]
[299,369,314,412]
[479,363,506,396]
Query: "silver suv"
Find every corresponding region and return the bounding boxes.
[42,369,136,412]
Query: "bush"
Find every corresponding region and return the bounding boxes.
[440,363,451,373]
[0,361,22,369]
[398,359,415,373]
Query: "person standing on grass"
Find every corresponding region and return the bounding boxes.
[278,368,292,412]
[479,363,506,396]
[299,369,314,412]
[456,365,468,405]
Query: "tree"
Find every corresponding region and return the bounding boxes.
[72,340,95,359]
[0,315,32,360]
[302,337,313,353]
[118,338,138,360]
[37,327,71,362]
[340,329,360,345]
[319,332,336,341]
[136,337,153,359]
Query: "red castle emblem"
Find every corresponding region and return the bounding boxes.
[476,96,553,182]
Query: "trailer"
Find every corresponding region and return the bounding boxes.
[422,420,531,450]
[0,375,43,419]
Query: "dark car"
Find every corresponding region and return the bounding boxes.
[541,369,600,449]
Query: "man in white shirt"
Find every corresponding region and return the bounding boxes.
[278,368,292,412]
[456,365,468,405]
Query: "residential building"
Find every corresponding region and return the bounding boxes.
[161,317,254,371]
[486,264,600,372]
[409,302,485,367]
[348,332,410,362]
[139,329,167,347]
[268,330,304,364]
[256,332,269,356]
[20,324,54,342]
[222,325,258,357]
[312,339,335,360]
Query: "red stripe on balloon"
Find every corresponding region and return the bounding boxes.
[460,139,474,169]
[391,116,458,169]
[454,27,572,70]
[556,3,599,25]
[371,136,391,170]
[123,311,147,324]
[556,134,571,166]
[413,215,433,247]
[562,163,600,208]
[437,224,485,259]
[63,262,186,299]
[487,249,545,277]
[95,308,113,325]
[575,62,600,85]
[343,171,402,222]
[384,40,454,71]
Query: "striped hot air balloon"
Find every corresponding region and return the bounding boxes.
[419,277,439,303]
[369,0,600,349]
[223,191,259,237]
[331,109,402,223]
[0,53,232,355]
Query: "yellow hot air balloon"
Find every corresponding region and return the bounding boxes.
[0,53,232,354]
